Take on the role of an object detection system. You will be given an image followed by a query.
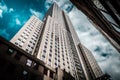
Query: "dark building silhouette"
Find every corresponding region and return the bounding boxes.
[70,0,120,53]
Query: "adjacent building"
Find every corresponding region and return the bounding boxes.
[70,0,120,53]
[9,3,107,80]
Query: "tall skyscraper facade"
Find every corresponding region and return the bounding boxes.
[10,3,106,80]
[70,0,120,53]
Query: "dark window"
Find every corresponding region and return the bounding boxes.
[50,42,53,45]
[58,65,60,68]
[30,41,32,43]
[49,54,52,57]
[49,59,51,62]
[15,42,18,45]
[34,63,39,70]
[50,46,52,48]
[55,49,57,52]
[50,71,54,78]
[50,49,52,52]
[58,59,60,62]
[46,39,48,41]
[43,50,46,53]
[44,45,47,48]
[45,42,47,45]
[55,53,57,55]
[28,45,30,47]
[55,57,57,60]
[44,68,48,75]
[7,48,14,55]
[15,53,22,60]
[26,49,28,52]
[68,66,70,69]
[18,38,21,41]
[33,43,35,45]
[55,63,57,66]
[58,55,60,57]
[19,45,22,47]
[31,47,34,49]
[42,55,45,58]
[63,63,65,66]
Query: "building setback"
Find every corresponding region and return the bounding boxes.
[9,3,109,80]
[70,0,120,53]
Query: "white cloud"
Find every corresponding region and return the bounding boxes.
[45,0,53,9]
[0,0,8,18]
[15,18,21,25]
[0,9,3,17]
[9,8,14,12]
[29,8,43,19]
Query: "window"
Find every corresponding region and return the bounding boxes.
[43,50,46,53]
[50,49,52,52]
[50,71,54,79]
[44,45,47,48]
[44,68,48,75]
[68,66,70,69]
[18,38,21,41]
[50,45,52,48]
[28,45,30,47]
[50,42,53,45]
[58,59,60,62]
[33,42,35,45]
[42,55,45,58]
[26,59,32,66]
[55,63,57,66]
[7,48,14,55]
[19,45,22,47]
[58,65,60,68]
[23,70,28,75]
[49,59,51,62]
[49,54,52,57]
[30,41,32,43]
[15,42,18,45]
[15,53,22,60]
[55,57,57,60]
[45,42,47,45]
[55,53,57,56]
[58,55,60,57]
[31,47,34,49]
[26,49,28,52]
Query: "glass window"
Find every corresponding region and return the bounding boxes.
[15,42,18,45]
[42,55,45,58]
[49,53,52,57]
[101,11,119,26]
[49,59,51,62]
[26,59,32,66]
[43,50,46,53]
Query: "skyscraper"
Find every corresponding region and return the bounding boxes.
[70,0,120,53]
[10,3,106,80]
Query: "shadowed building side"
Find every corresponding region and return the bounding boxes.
[70,0,120,53]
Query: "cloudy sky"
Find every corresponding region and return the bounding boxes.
[0,0,120,79]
